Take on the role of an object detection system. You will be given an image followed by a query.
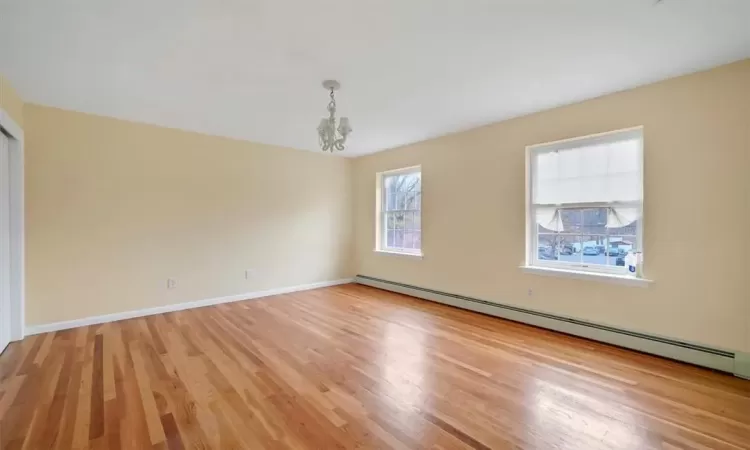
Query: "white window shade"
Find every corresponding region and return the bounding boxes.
[606,206,640,228]
[536,206,564,232]
[533,137,641,205]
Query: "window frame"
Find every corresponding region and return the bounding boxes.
[525,127,644,276]
[376,165,422,256]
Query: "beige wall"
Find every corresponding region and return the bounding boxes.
[353,59,750,353]
[24,105,353,326]
[11,61,750,353]
[0,74,24,128]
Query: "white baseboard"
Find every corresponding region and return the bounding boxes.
[355,275,738,375]
[24,278,353,336]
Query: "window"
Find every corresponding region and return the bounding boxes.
[526,128,643,275]
[377,166,422,255]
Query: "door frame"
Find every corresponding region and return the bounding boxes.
[0,107,24,342]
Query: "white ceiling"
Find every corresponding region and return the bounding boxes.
[1,0,749,157]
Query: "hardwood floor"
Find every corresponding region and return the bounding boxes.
[1,284,749,449]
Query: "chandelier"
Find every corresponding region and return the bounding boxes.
[317,80,352,152]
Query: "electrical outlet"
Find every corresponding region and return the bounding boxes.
[245,269,255,280]
[167,278,177,289]
[527,288,533,296]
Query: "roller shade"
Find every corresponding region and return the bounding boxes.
[532,134,641,205]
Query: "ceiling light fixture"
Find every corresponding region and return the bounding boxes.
[317,80,352,152]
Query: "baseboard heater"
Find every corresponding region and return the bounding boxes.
[355,275,748,378]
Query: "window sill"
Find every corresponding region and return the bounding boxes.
[374,249,423,259]
[520,265,651,287]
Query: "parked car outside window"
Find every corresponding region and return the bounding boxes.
[583,246,599,256]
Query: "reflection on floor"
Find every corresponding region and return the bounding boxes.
[1,283,748,449]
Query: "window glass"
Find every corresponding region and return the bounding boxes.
[380,169,422,254]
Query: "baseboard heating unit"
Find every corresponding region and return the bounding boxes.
[355,275,749,379]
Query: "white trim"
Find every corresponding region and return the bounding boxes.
[520,265,651,287]
[373,249,423,259]
[525,127,645,279]
[0,133,9,353]
[379,165,422,176]
[24,278,353,336]
[0,109,23,143]
[376,165,422,255]
[526,126,644,152]
[0,108,24,343]
[355,276,735,374]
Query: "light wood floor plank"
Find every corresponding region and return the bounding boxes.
[1,283,749,449]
